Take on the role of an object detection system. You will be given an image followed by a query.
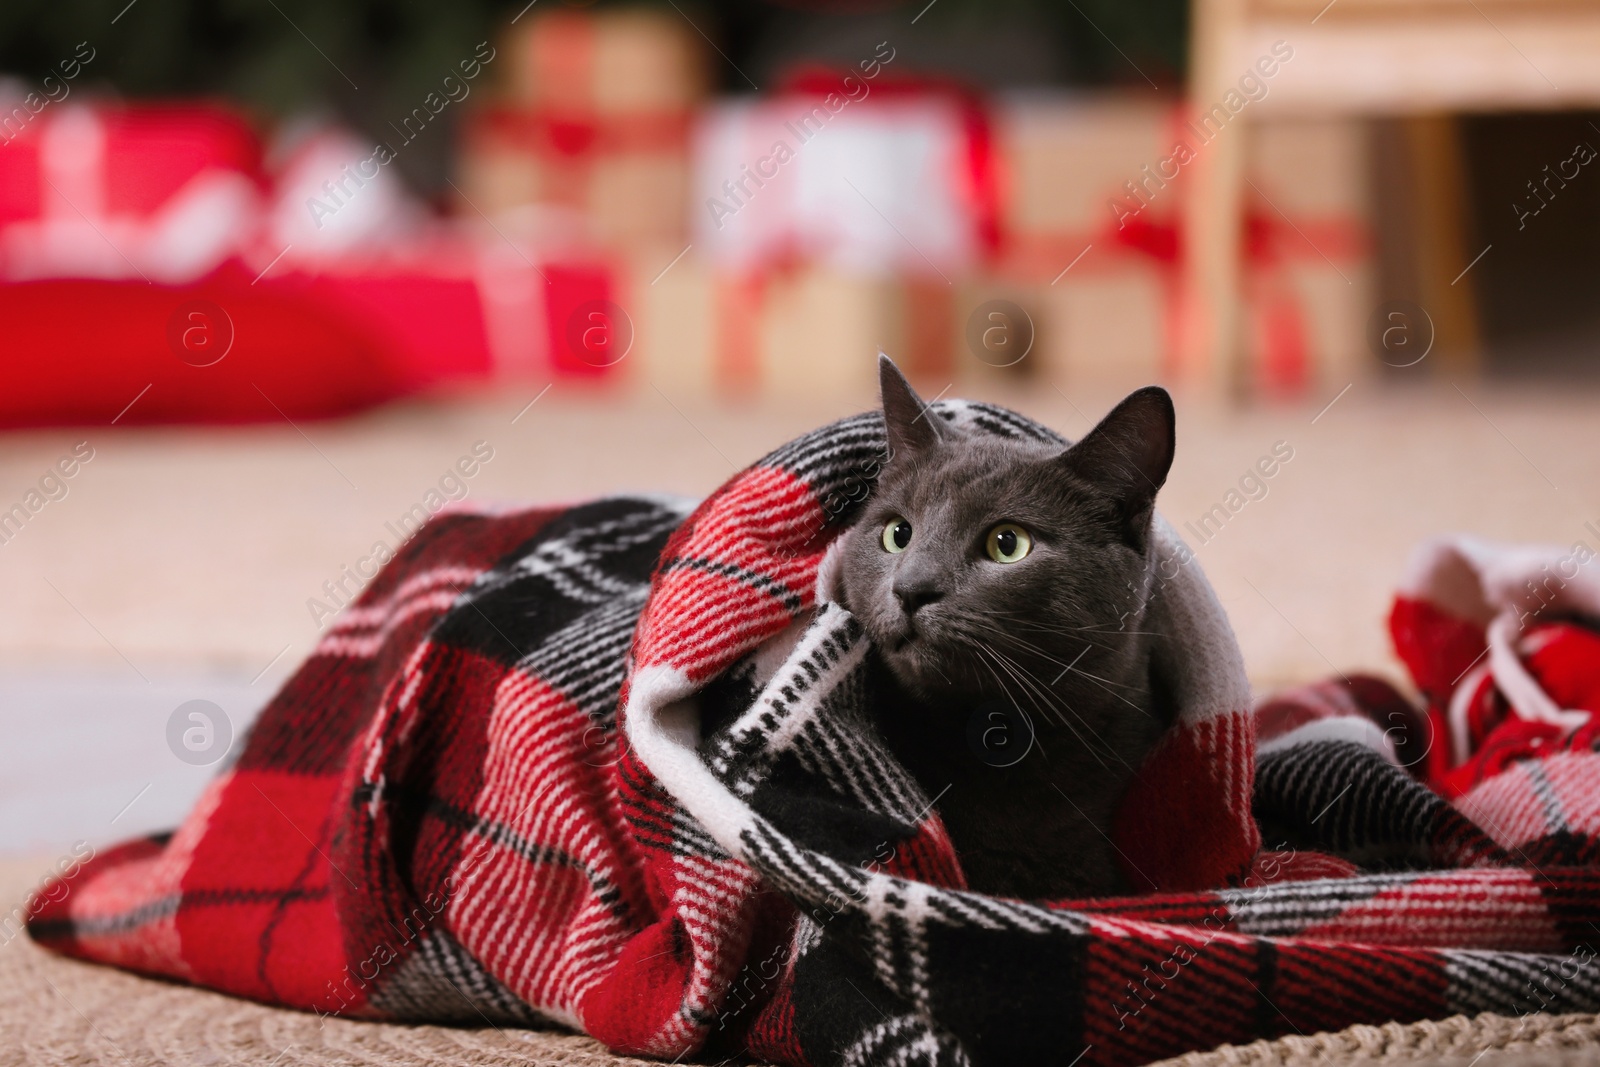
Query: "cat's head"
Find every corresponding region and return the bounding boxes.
[834,356,1176,710]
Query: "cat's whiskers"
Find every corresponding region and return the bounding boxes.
[980,647,1109,770]
[958,640,1059,750]
[982,644,1061,723]
[962,610,1095,653]
[992,632,1081,667]
[1059,663,1149,696]
[1059,666,1153,719]
[986,626,1153,703]
[964,632,1152,738]
[973,607,1165,640]
[954,631,1125,773]
[951,632,1055,723]
[1032,622,1165,639]
[954,622,1148,771]
[980,613,1161,646]
[997,631,1153,707]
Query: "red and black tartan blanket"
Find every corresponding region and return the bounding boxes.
[29,405,1600,1066]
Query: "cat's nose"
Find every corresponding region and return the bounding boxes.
[893,579,944,616]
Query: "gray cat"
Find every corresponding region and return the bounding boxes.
[833,356,1178,898]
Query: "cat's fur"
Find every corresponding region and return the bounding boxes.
[833,356,1178,898]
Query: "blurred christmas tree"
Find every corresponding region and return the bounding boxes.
[0,0,1185,195]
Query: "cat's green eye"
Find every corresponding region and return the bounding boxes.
[985,523,1032,564]
[882,517,912,553]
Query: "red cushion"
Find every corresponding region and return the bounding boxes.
[0,267,407,426]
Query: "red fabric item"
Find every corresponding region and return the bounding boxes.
[1270,535,1600,807]
[1114,712,1260,892]
[1388,538,1600,797]
[1256,674,1434,777]
[27,407,1266,1065]
[1430,621,1600,800]
[0,252,514,427]
[1391,595,1492,708]
[0,270,404,426]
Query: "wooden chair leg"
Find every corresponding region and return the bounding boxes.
[1183,0,1250,397]
[1180,111,1248,397]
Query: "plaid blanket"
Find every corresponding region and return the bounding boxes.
[29,405,1600,1067]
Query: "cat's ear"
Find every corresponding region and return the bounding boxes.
[878,354,941,460]
[1057,386,1175,542]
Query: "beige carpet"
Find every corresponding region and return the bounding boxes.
[0,865,658,1067]
[1151,1015,1600,1067]
[4,853,1598,1067]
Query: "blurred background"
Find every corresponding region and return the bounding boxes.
[1,0,1599,857]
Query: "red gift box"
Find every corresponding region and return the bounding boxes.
[0,103,264,285]
[0,103,263,224]
[0,102,624,426]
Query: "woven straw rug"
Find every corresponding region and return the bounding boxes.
[4,852,1598,1067]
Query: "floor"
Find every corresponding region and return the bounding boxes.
[0,855,661,1067]
[2,373,1597,856]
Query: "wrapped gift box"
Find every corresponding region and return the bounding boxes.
[991,94,1187,388]
[457,8,706,251]
[507,6,703,113]
[999,94,1181,261]
[991,94,1373,394]
[460,106,693,248]
[672,72,998,392]
[0,102,263,283]
[626,250,961,400]
[0,101,629,426]
[1245,116,1375,392]
[692,86,991,277]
